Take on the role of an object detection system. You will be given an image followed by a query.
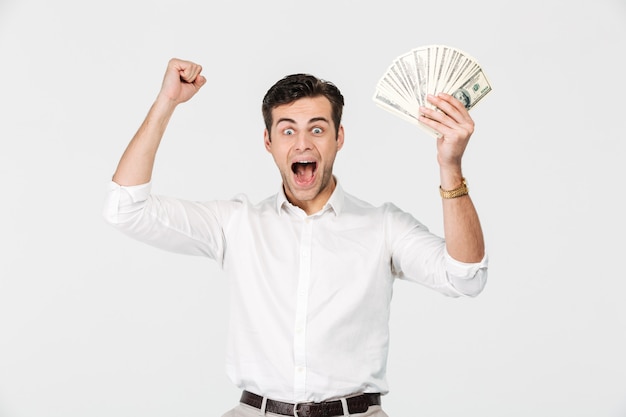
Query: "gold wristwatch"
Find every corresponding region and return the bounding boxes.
[439,177,469,199]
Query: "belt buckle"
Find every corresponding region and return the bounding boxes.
[292,402,301,417]
[293,402,320,417]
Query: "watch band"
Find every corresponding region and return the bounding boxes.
[439,177,469,199]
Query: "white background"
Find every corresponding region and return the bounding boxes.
[1,1,625,416]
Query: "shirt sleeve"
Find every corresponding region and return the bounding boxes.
[102,181,238,263]
[387,203,488,297]
[443,250,488,297]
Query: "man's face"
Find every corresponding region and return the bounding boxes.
[264,96,344,215]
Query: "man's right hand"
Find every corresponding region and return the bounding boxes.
[158,58,207,104]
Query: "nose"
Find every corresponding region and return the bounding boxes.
[294,132,313,151]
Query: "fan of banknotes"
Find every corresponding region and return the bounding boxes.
[372,44,492,137]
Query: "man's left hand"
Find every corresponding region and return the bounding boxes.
[419,93,475,171]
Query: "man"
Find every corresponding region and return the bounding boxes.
[103,58,488,417]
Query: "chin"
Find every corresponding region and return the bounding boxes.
[291,187,319,202]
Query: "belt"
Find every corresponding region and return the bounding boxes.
[240,390,381,417]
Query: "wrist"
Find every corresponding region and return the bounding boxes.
[439,165,463,190]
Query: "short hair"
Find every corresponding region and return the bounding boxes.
[262,74,345,137]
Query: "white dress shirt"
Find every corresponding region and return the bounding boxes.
[103,180,487,403]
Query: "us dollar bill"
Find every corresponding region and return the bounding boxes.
[450,68,492,110]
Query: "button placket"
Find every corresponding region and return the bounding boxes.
[293,216,313,398]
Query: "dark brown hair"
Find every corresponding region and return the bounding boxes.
[262,74,344,138]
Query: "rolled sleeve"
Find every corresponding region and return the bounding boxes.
[444,250,489,297]
[102,181,152,225]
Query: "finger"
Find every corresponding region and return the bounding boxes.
[436,92,465,110]
[427,94,474,135]
[194,74,207,89]
[427,93,469,123]
[418,112,450,138]
[419,103,445,121]
[180,64,203,84]
[419,107,474,142]
[168,58,201,83]
[419,103,451,129]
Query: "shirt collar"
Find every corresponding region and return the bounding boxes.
[275,177,345,217]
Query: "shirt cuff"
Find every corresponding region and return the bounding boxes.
[102,180,152,224]
[444,250,489,296]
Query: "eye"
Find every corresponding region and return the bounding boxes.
[311,127,323,134]
[283,128,295,135]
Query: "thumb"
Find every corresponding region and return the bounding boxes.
[194,75,207,90]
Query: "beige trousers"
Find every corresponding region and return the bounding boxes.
[221,402,389,417]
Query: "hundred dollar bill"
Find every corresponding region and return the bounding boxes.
[373,89,442,138]
[411,47,430,107]
[373,89,420,124]
[449,68,492,110]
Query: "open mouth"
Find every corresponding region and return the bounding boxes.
[291,161,317,185]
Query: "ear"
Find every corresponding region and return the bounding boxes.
[336,125,345,151]
[264,129,271,152]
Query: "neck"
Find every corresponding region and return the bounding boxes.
[285,177,337,215]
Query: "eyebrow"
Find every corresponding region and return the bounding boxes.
[275,117,330,125]
[309,117,330,124]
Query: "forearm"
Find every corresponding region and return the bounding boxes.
[111,58,206,186]
[416,93,485,263]
[440,168,485,263]
[112,95,177,186]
